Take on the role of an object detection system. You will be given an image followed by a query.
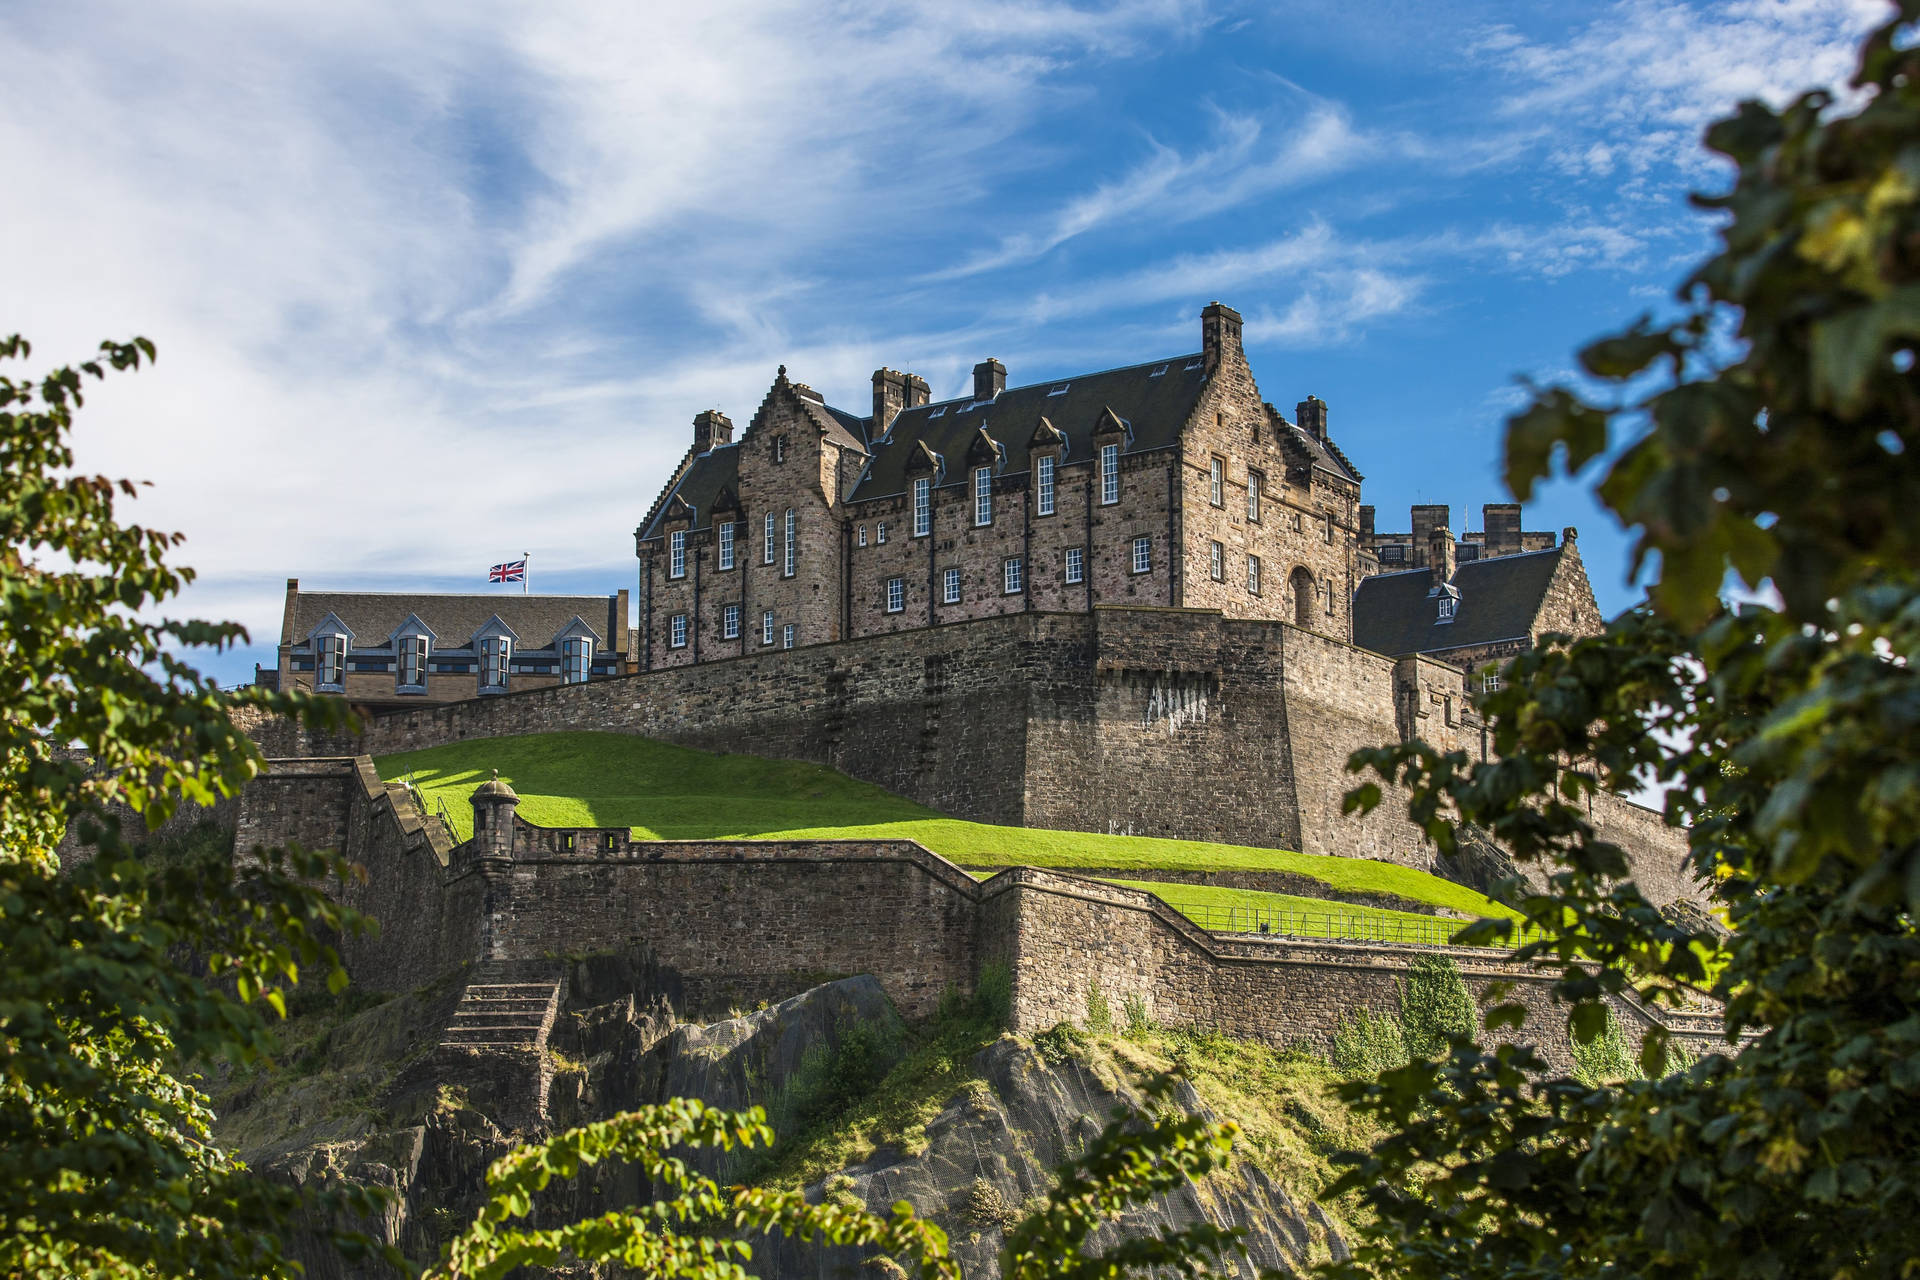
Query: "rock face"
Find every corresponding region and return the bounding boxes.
[237,957,1333,1278]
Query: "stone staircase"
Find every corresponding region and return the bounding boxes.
[439,962,564,1053]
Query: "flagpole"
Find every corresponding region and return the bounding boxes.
[523,552,530,596]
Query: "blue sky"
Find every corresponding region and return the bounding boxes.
[0,0,1884,684]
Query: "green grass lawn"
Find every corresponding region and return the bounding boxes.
[377,731,1515,923]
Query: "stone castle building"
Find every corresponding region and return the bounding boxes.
[634,303,1599,680]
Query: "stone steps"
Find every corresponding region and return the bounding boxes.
[439,970,563,1052]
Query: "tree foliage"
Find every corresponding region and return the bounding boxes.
[1328,6,1920,1277]
[0,336,387,1277]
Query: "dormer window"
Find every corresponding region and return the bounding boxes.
[669,529,687,579]
[974,467,993,526]
[1036,454,1056,516]
[397,634,429,691]
[717,522,735,570]
[1436,594,1457,623]
[913,477,931,536]
[315,633,347,690]
[480,636,512,689]
[1100,443,1120,505]
[562,636,591,684]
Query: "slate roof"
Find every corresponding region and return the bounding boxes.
[1278,409,1363,485]
[1351,546,1566,659]
[851,353,1209,501]
[284,591,621,652]
[638,444,741,538]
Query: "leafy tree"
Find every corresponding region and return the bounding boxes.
[0,336,386,1277]
[1329,5,1920,1277]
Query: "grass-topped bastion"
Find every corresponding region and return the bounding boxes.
[375,731,1520,944]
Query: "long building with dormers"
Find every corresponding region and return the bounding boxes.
[634,303,1382,667]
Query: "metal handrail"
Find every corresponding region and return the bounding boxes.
[1179,901,1544,950]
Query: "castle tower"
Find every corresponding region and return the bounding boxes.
[470,770,519,859]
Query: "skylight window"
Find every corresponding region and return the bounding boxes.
[1149,364,1168,376]
[928,405,947,417]
[1048,383,1071,396]
[1184,358,1203,370]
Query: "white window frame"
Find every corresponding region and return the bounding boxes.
[1003,556,1024,595]
[942,566,961,604]
[1100,443,1120,505]
[1247,471,1262,523]
[1065,547,1084,585]
[783,508,796,577]
[723,603,741,640]
[480,635,511,689]
[877,521,888,544]
[1131,536,1151,575]
[886,577,905,613]
[782,623,795,650]
[974,467,992,526]
[1210,456,1225,507]
[762,610,775,645]
[669,614,688,648]
[858,524,868,547]
[764,512,775,564]
[397,634,429,690]
[316,633,347,688]
[1036,455,1055,516]
[912,477,931,536]
[1248,554,1262,595]
[1437,595,1456,622]
[669,529,686,579]
[718,522,734,570]
[1210,540,1224,581]
[562,636,591,684]
[1482,670,1501,693]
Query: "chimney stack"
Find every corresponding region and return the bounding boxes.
[1482,503,1522,557]
[1201,301,1243,374]
[693,409,733,453]
[1295,395,1328,441]
[973,359,1006,402]
[1429,525,1457,592]
[1409,505,1449,568]
[1358,505,1375,541]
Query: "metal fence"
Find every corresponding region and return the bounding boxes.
[1181,902,1541,950]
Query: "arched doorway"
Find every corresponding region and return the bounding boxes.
[1290,567,1317,629]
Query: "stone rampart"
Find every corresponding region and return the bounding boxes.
[246,759,1721,1072]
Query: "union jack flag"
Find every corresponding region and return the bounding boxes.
[488,558,526,583]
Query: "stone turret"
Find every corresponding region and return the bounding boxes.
[470,770,519,859]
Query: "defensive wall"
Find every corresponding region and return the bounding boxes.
[231,758,1723,1075]
[237,604,1697,907]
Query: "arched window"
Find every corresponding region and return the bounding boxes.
[1290,567,1317,629]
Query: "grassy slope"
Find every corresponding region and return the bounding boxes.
[377,731,1512,921]
[1099,879,1487,946]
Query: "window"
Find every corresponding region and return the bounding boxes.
[1290,511,1303,533]
[859,524,869,547]
[1327,577,1337,616]
[1004,557,1024,594]
[397,634,428,689]
[669,529,686,579]
[783,508,796,577]
[974,467,993,525]
[943,567,961,604]
[481,636,511,689]
[1210,456,1225,507]
[1248,554,1262,595]
[877,521,888,544]
[1210,540,1224,581]
[886,577,905,613]
[913,477,931,536]
[1481,670,1502,693]
[316,634,348,687]
[1324,513,1335,543]
[1100,443,1119,505]
[1065,547,1084,584]
[1437,595,1456,622]
[774,435,787,463]
[762,610,774,645]
[1380,544,1405,563]
[1149,363,1168,377]
[562,637,591,684]
[723,603,740,639]
[1036,455,1055,516]
[669,614,688,648]
[718,522,734,570]
[1048,382,1071,396]
[1247,471,1262,523]
[1131,536,1151,574]
[782,623,795,650]
[764,512,775,564]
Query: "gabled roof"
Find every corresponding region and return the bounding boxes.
[638,444,741,539]
[1351,546,1567,659]
[1272,406,1362,485]
[850,353,1210,500]
[285,591,621,653]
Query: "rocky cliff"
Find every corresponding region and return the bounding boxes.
[220,952,1351,1278]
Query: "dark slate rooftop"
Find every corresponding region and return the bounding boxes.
[1351,545,1565,659]
[851,353,1209,500]
[286,591,622,652]
[639,444,741,539]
